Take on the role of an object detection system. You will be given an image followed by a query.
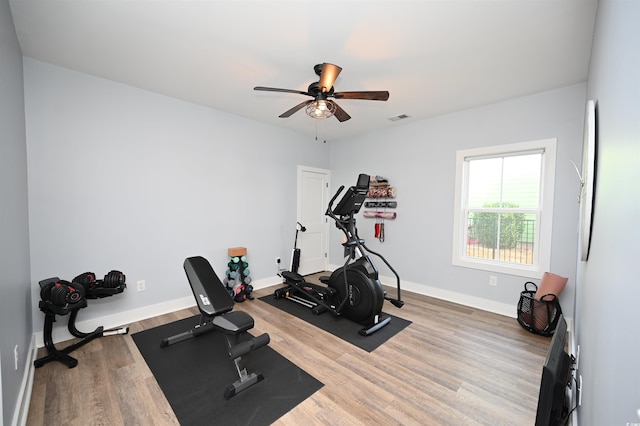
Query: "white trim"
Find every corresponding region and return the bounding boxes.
[568,317,578,426]
[296,165,331,274]
[252,275,287,291]
[381,273,516,318]
[30,270,565,338]
[31,270,536,343]
[11,334,36,426]
[33,275,282,347]
[464,147,546,161]
[452,138,557,279]
[326,263,554,320]
[34,297,195,347]
[379,273,574,334]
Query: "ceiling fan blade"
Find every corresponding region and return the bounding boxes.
[279,100,313,118]
[254,86,310,96]
[318,63,342,93]
[332,102,351,122]
[333,91,390,101]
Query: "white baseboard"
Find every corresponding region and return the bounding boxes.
[325,263,576,325]
[34,275,282,347]
[250,275,285,291]
[11,334,36,426]
[393,276,516,318]
[327,263,517,319]
[33,296,197,347]
[42,269,560,330]
[266,268,514,318]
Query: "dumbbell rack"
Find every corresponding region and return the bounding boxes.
[225,247,254,302]
[34,278,128,369]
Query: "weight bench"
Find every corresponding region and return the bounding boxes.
[161,256,270,399]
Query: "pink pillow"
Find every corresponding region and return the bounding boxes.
[535,272,568,299]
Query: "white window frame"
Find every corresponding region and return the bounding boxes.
[452,139,557,279]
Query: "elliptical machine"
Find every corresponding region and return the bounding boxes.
[275,174,404,335]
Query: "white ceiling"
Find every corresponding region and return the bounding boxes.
[9,0,598,142]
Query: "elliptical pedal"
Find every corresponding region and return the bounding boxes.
[358,315,391,336]
[311,304,328,315]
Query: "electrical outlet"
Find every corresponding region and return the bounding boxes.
[489,275,498,286]
[14,345,18,370]
[276,257,281,265]
[137,280,146,292]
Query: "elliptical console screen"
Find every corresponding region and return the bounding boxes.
[333,174,370,216]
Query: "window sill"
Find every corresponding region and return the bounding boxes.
[452,257,544,280]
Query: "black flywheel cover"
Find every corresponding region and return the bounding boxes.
[328,268,384,324]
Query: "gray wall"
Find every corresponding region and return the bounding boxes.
[329,83,585,315]
[0,0,32,424]
[4,2,639,424]
[575,0,640,424]
[23,58,331,331]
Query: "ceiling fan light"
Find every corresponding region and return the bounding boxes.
[306,100,336,119]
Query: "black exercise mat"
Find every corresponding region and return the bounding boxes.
[259,295,411,352]
[132,316,323,426]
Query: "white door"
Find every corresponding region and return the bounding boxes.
[297,166,330,275]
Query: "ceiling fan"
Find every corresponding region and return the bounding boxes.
[253,63,389,122]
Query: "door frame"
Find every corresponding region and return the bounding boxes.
[297,165,331,273]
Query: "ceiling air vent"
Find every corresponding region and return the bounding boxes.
[388,114,410,122]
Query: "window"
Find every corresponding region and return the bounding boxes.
[452,139,556,278]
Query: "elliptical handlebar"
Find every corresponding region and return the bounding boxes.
[327,185,345,214]
[325,185,350,237]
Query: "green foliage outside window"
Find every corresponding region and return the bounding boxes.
[470,202,526,251]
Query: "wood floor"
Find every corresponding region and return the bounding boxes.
[26,278,550,425]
